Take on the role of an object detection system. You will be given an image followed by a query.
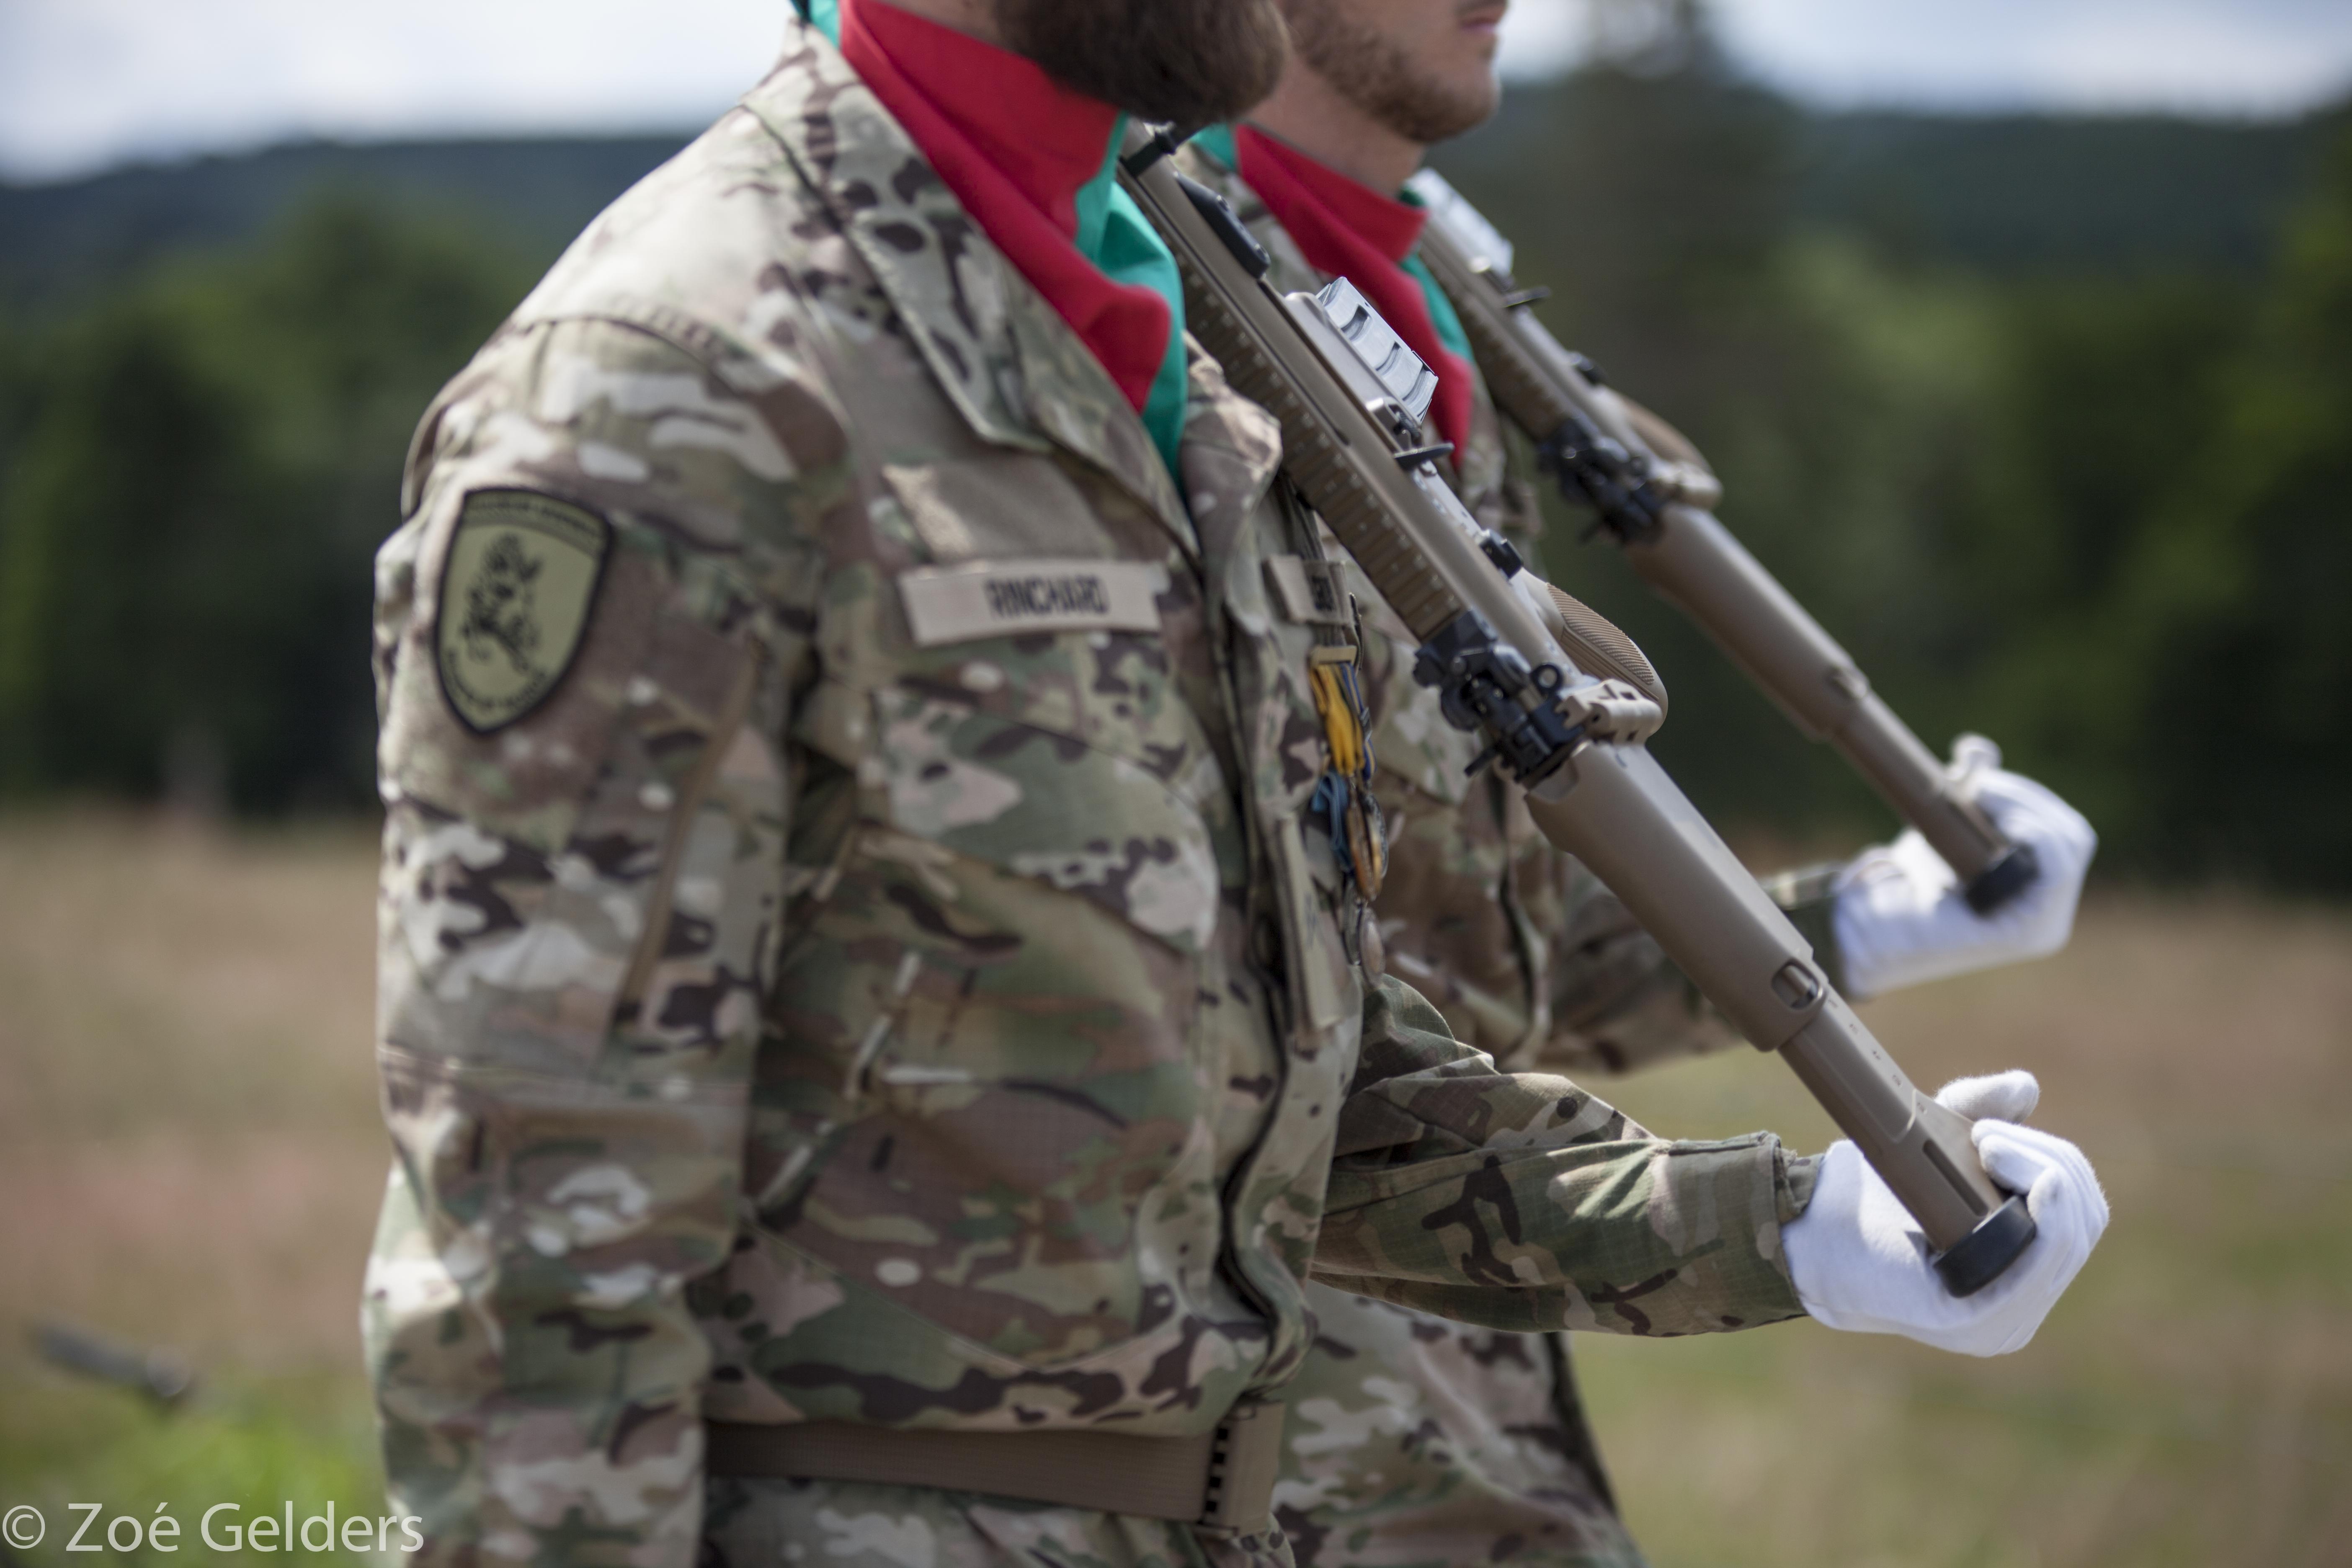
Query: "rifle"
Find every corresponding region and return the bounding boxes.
[1119,126,2034,1295]
[34,1320,197,1408]
[1404,170,2038,915]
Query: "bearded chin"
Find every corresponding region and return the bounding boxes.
[1284,0,1496,145]
[995,0,1292,126]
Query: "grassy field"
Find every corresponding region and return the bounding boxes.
[0,814,2346,1566]
[0,814,389,1564]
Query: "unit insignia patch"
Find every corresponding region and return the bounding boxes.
[435,489,611,734]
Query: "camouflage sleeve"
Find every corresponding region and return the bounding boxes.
[364,314,832,1567]
[1312,977,1816,1337]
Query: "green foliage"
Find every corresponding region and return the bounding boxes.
[2,75,2350,885]
[1884,128,2352,886]
[0,197,536,812]
[2098,132,2352,885]
[1787,108,2342,278]
[1444,57,2022,838]
[1934,273,2248,862]
[1435,49,2352,886]
[0,1369,386,1567]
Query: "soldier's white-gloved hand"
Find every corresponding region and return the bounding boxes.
[1782,1071,2108,1357]
[1834,737,2097,999]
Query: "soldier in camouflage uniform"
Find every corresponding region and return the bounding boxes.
[1168,0,2102,1562]
[363,3,2100,1565]
[1177,132,1720,1568]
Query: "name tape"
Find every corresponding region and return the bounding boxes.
[899,558,1166,647]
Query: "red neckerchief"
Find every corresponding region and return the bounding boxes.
[1235,124,1473,457]
[840,0,1171,413]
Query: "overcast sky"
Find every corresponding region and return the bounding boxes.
[4,0,2349,183]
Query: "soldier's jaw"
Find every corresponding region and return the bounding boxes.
[994,0,1292,125]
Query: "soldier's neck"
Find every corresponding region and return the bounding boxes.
[862,0,1001,46]
[1247,60,1424,196]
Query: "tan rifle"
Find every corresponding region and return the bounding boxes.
[1120,125,2035,1295]
[1405,170,2038,915]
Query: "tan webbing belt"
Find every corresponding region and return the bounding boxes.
[705,1402,1287,1534]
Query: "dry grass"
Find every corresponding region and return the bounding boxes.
[1583,895,2352,1568]
[0,813,2346,1565]
[0,812,391,1556]
[0,812,385,1369]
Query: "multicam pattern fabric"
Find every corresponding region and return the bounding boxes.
[364,21,1816,1568]
[703,1478,1255,1568]
[1274,1295,1632,1568]
[1176,142,1849,1568]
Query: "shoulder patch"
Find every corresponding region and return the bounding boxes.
[435,489,612,734]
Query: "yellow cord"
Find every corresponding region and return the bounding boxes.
[1309,664,1364,776]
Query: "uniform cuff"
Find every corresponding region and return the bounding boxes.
[1645,1133,1814,1331]
[1778,1147,1820,1224]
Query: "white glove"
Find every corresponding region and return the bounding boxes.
[1782,1071,2108,1357]
[1834,737,2097,999]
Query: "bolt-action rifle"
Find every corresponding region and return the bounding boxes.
[1120,125,2035,1295]
[1403,170,2037,915]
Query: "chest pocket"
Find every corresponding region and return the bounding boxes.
[865,677,1227,955]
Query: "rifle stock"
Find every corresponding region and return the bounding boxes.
[1406,173,2038,915]
[1122,126,2033,1295]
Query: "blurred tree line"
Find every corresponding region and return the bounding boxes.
[0,205,538,813]
[0,6,2347,886]
[1427,4,2352,889]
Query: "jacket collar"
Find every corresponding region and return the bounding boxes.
[744,16,1194,555]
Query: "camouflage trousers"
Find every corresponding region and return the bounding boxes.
[1270,1283,1645,1568]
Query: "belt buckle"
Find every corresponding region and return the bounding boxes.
[1197,1400,1285,1535]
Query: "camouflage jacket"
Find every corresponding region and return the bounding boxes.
[1174,142,1853,1568]
[364,22,1816,1568]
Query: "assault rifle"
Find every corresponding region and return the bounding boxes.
[1120,125,2035,1295]
[1404,170,2037,916]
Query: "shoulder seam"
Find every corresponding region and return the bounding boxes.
[514,296,766,382]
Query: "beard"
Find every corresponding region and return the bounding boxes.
[995,0,1293,126]
[1282,0,1498,144]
